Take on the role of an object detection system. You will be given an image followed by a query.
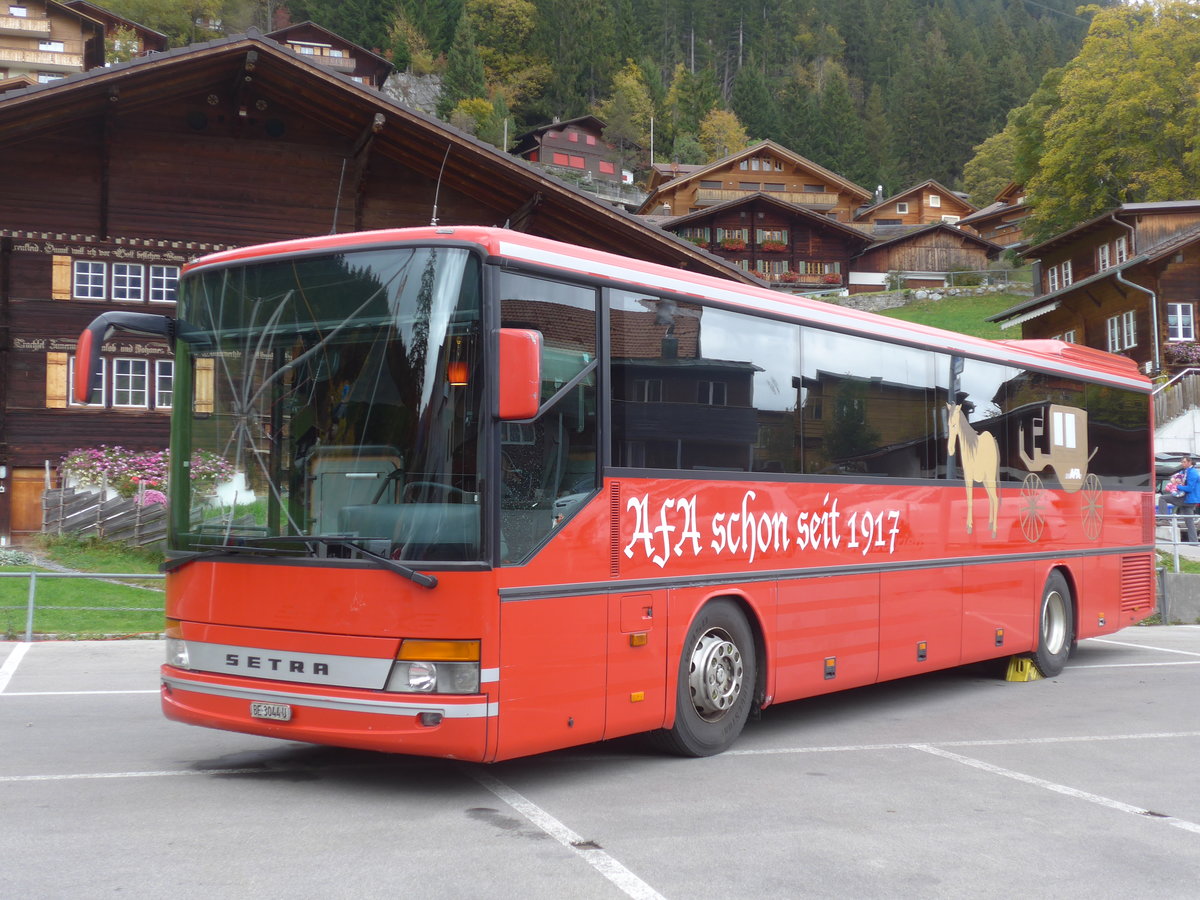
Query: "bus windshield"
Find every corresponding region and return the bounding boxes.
[170,246,484,563]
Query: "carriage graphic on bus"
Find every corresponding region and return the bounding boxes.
[947,401,1103,543]
[1016,403,1102,542]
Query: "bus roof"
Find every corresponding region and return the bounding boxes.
[184,225,1148,392]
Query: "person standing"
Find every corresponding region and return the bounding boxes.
[1176,456,1200,543]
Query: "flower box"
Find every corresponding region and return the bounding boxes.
[821,273,842,284]
[760,241,787,252]
[719,239,746,251]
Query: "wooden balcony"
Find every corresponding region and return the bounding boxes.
[0,15,51,39]
[0,44,84,72]
[695,188,839,209]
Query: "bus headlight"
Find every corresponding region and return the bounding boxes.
[166,637,190,669]
[384,640,480,694]
[165,619,190,669]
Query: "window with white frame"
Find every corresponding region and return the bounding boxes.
[1115,235,1128,264]
[112,263,144,301]
[112,358,149,407]
[1047,265,1059,293]
[73,261,106,299]
[67,356,105,406]
[1097,243,1110,271]
[940,215,960,224]
[927,194,941,208]
[1053,330,1077,343]
[1061,259,1073,286]
[698,380,727,406]
[9,5,28,15]
[633,378,662,402]
[155,360,174,408]
[39,40,65,52]
[1106,311,1136,351]
[1167,302,1196,341]
[149,265,179,303]
[896,202,908,214]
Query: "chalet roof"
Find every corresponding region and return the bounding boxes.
[0,29,756,285]
[638,139,874,214]
[514,114,608,142]
[861,222,1001,254]
[1023,200,1200,257]
[265,20,392,70]
[664,192,875,246]
[853,179,977,221]
[988,220,1200,325]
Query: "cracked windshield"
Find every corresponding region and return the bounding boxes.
[175,246,483,561]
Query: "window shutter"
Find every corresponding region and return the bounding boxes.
[46,352,68,407]
[194,357,215,414]
[52,255,72,300]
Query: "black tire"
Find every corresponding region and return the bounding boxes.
[1031,571,1074,677]
[652,599,756,757]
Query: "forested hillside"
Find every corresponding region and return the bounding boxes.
[104,0,1108,197]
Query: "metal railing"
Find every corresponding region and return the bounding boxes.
[0,571,164,642]
[1156,512,1200,573]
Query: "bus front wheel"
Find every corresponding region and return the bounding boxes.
[1031,571,1074,677]
[654,599,756,757]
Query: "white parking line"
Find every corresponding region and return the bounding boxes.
[1,690,159,696]
[1087,638,1200,657]
[0,643,30,693]
[469,769,667,900]
[913,744,1200,835]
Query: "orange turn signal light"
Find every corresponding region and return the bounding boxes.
[397,639,480,662]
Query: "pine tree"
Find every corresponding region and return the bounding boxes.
[438,12,487,119]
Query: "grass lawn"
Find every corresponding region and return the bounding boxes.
[1,537,164,639]
[878,292,1022,340]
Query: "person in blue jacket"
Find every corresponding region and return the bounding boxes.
[1175,456,1200,543]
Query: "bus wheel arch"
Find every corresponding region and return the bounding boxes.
[653,595,761,757]
[1032,567,1076,677]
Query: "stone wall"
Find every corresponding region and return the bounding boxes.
[829,282,1035,315]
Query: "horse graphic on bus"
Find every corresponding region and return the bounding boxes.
[947,401,1103,542]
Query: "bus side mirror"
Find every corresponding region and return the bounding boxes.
[74,311,176,404]
[498,328,541,420]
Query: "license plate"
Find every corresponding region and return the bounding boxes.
[250,702,292,721]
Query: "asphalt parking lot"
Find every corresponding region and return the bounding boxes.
[3,628,1199,899]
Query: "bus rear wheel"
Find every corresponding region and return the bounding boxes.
[653,599,756,757]
[1031,571,1074,677]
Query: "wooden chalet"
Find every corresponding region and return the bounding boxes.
[959,182,1031,251]
[849,223,1001,294]
[989,201,1200,375]
[0,0,104,87]
[62,1,167,59]
[0,28,755,542]
[512,114,646,210]
[265,21,391,89]
[662,193,874,289]
[638,140,874,224]
[852,179,976,230]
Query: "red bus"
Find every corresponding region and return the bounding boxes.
[75,226,1156,760]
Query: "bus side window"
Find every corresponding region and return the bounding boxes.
[498,273,599,564]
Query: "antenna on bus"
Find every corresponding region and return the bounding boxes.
[430,145,452,226]
[330,158,348,234]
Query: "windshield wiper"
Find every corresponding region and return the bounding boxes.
[164,536,438,588]
[162,544,298,572]
[224,535,437,589]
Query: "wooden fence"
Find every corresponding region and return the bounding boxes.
[1155,370,1200,426]
[41,487,167,546]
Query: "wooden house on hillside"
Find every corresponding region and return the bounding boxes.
[989,201,1200,375]
[512,114,645,209]
[265,21,391,88]
[0,0,105,88]
[662,193,874,289]
[852,180,977,230]
[638,140,874,224]
[959,182,1031,252]
[0,28,753,543]
[62,1,167,59]
[849,223,1001,294]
